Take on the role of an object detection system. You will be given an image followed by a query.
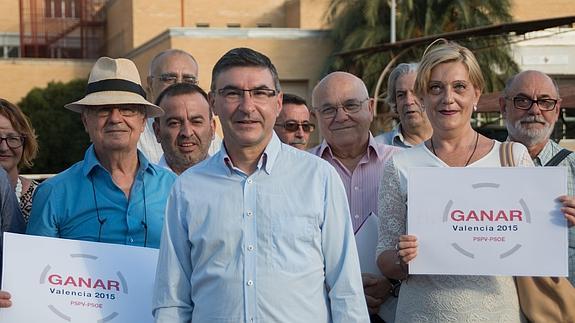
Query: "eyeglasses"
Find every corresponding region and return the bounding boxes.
[0,135,25,149]
[275,121,315,133]
[313,98,369,119]
[152,73,198,85]
[506,96,558,111]
[217,88,278,104]
[89,106,145,118]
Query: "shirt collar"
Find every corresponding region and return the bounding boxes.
[219,133,282,176]
[390,125,404,143]
[534,140,556,166]
[82,144,157,177]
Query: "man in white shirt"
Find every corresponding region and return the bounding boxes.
[139,49,221,162]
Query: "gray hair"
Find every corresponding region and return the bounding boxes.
[386,63,418,110]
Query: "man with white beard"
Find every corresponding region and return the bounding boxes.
[500,70,575,285]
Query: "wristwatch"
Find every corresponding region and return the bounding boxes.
[389,279,401,297]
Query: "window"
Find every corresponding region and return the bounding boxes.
[45,0,79,18]
[196,23,210,28]
[227,23,241,28]
[256,23,272,28]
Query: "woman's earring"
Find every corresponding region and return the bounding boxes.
[473,104,477,112]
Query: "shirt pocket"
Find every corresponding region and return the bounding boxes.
[259,191,319,272]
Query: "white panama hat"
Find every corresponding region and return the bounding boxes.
[64,57,163,118]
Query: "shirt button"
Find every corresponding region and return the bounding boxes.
[354,186,359,191]
[247,280,254,286]
[247,179,253,184]
[247,211,253,217]
[247,245,254,251]
[354,214,360,219]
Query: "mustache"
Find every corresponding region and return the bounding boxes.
[519,115,547,124]
[178,136,200,145]
[290,138,307,145]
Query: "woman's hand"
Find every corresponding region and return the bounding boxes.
[398,235,418,264]
[559,195,575,227]
[0,290,12,308]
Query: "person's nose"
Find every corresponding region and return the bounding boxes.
[528,100,543,115]
[179,121,193,137]
[405,91,416,106]
[238,91,256,114]
[442,88,455,105]
[294,125,305,138]
[0,138,9,150]
[333,106,349,123]
[107,108,123,123]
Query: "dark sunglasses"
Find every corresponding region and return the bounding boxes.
[275,121,315,133]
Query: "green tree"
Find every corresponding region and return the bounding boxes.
[328,0,519,94]
[19,79,90,174]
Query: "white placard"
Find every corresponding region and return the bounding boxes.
[1,233,158,322]
[355,213,379,275]
[355,213,397,323]
[408,167,568,276]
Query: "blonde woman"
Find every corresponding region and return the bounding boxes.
[376,42,531,322]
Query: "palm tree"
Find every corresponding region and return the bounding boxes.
[327,0,519,95]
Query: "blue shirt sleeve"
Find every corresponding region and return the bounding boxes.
[26,181,59,237]
[153,179,194,322]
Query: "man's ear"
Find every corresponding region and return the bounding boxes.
[209,117,216,140]
[81,111,89,133]
[498,96,507,118]
[208,91,218,116]
[152,119,161,143]
[276,92,283,117]
[146,76,154,100]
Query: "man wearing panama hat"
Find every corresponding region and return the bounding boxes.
[27,57,176,249]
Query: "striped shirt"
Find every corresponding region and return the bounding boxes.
[533,139,575,285]
[310,134,401,232]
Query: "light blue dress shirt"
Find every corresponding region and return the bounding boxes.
[153,134,369,323]
[533,139,575,285]
[27,145,176,248]
[374,124,414,148]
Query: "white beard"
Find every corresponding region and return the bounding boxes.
[506,115,554,147]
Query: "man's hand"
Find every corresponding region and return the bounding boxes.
[0,291,12,308]
[362,273,391,315]
[559,195,575,227]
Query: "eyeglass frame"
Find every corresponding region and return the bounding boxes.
[274,121,316,133]
[151,73,198,85]
[0,135,25,149]
[216,87,279,104]
[313,97,370,119]
[505,95,560,111]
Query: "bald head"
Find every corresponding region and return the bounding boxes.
[312,72,369,108]
[504,70,559,99]
[147,49,199,102]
